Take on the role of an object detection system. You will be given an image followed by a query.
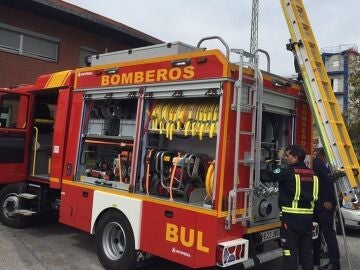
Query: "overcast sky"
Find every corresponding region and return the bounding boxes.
[64,0,359,77]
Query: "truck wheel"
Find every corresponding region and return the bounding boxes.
[96,210,136,270]
[0,184,28,228]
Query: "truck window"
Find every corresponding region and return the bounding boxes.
[0,92,28,129]
[0,92,29,164]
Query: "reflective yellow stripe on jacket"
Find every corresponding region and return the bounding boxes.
[282,174,319,215]
[312,175,319,210]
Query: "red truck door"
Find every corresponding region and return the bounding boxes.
[0,90,32,184]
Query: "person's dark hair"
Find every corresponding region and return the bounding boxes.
[316,147,326,158]
[285,144,306,162]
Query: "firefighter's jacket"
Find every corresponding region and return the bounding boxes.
[313,157,336,206]
[261,162,319,229]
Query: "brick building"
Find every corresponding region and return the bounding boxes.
[0,0,162,88]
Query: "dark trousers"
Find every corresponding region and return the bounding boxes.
[313,206,340,266]
[281,222,313,270]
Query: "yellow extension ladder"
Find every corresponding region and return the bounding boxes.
[281,0,360,202]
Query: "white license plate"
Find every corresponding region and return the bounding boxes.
[259,228,280,242]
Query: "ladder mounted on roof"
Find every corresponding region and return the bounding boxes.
[281,0,360,203]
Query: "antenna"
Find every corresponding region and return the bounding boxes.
[250,0,259,58]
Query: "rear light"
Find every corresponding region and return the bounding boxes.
[216,238,249,267]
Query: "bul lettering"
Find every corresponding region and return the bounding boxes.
[165,222,209,253]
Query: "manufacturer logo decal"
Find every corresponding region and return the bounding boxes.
[171,247,191,258]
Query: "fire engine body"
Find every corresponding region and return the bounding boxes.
[0,40,312,269]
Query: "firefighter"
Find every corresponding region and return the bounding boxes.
[261,144,319,270]
[313,148,340,270]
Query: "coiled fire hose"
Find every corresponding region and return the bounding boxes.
[205,160,215,198]
[169,153,181,201]
[145,149,154,195]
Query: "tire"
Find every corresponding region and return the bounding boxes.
[96,210,136,270]
[0,184,28,228]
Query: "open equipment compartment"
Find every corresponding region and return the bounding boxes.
[77,94,138,191]
[138,92,221,206]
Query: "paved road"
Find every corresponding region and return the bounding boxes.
[0,216,359,270]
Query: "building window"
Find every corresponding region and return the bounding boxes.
[0,23,59,62]
[79,46,97,67]
[333,78,339,92]
[0,28,20,51]
[330,77,343,93]
[336,96,344,112]
[324,54,343,72]
[332,60,340,68]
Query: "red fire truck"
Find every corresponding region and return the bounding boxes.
[0,36,313,269]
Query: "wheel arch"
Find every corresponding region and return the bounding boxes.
[90,191,143,250]
[92,207,117,234]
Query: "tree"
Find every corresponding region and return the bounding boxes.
[347,51,360,156]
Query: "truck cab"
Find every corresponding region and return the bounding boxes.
[0,71,73,227]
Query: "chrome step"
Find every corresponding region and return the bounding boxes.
[18,193,37,199]
[15,209,37,216]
